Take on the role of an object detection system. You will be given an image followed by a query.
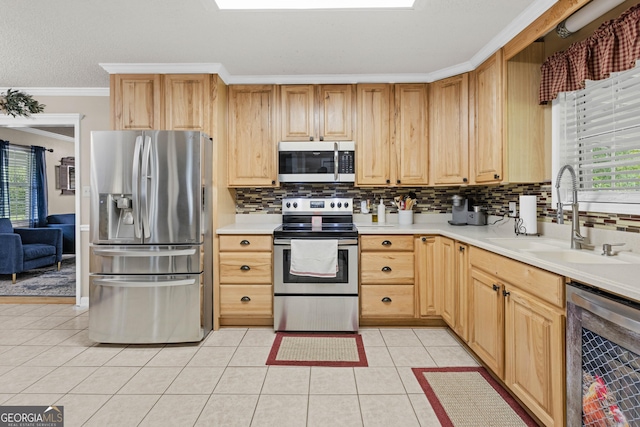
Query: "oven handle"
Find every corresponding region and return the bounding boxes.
[334,142,339,181]
[569,287,640,331]
[274,238,358,246]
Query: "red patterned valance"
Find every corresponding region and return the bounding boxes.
[539,3,640,104]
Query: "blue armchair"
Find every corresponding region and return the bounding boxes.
[0,218,63,284]
[46,213,75,254]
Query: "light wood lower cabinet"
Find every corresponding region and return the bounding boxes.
[217,235,273,325]
[360,235,415,319]
[469,246,565,427]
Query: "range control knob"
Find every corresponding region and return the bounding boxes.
[285,202,291,208]
[337,202,342,208]
[293,202,298,208]
[330,202,335,208]
[344,202,349,208]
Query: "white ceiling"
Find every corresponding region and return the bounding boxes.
[0,0,556,88]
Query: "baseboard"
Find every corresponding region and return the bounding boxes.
[79,296,89,307]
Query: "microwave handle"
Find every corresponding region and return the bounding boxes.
[334,142,339,181]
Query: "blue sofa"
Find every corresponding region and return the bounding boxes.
[46,213,75,254]
[0,218,63,283]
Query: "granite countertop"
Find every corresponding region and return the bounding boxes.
[217,214,640,303]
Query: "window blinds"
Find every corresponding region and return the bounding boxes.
[6,145,33,226]
[557,61,640,204]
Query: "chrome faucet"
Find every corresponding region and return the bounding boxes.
[555,165,585,249]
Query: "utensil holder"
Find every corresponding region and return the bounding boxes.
[398,210,413,225]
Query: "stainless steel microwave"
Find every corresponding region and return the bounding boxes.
[278,141,355,183]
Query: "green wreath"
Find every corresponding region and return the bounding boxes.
[0,89,46,117]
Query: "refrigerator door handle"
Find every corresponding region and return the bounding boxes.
[93,278,196,288]
[140,135,152,239]
[132,135,144,238]
[93,248,197,257]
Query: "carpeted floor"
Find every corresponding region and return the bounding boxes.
[0,255,75,297]
[412,367,538,426]
[266,332,368,367]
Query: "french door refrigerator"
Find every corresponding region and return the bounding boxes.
[89,130,212,343]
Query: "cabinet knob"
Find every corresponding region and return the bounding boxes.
[503,290,511,297]
[381,240,392,246]
[492,284,500,292]
[309,136,314,141]
[381,266,392,272]
[240,265,251,271]
[271,180,276,185]
[240,296,251,302]
[319,136,324,141]
[421,237,427,242]
[459,246,465,252]
[240,240,250,246]
[386,179,391,184]
[381,297,392,303]
[397,179,401,184]
[462,177,468,183]
[494,174,500,179]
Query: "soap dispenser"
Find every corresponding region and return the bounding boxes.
[378,199,386,224]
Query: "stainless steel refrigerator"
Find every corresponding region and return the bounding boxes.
[89,130,213,344]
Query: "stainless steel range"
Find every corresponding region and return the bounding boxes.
[273,197,358,332]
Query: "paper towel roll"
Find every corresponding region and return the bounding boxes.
[519,195,538,235]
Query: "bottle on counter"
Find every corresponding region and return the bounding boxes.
[378,199,386,224]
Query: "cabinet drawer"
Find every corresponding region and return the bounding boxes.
[220,285,273,316]
[360,235,414,251]
[469,247,564,307]
[219,252,272,284]
[219,235,272,252]
[361,285,415,317]
[361,252,414,284]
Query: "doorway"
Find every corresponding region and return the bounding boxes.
[0,114,82,305]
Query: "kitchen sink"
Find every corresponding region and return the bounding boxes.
[486,237,567,251]
[525,250,630,264]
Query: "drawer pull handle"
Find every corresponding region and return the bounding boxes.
[240,265,251,271]
[240,240,250,245]
[240,296,251,302]
[381,266,392,272]
[381,240,392,246]
[492,284,499,292]
[381,297,392,303]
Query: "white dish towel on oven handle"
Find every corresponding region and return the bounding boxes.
[289,239,338,278]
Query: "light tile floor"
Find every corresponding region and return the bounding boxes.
[0,303,479,426]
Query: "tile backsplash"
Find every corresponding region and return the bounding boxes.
[235,182,640,233]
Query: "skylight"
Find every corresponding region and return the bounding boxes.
[214,0,415,10]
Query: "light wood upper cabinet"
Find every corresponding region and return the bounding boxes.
[227,85,277,187]
[356,84,392,186]
[429,74,469,185]
[471,50,504,184]
[111,74,161,130]
[163,74,210,131]
[280,84,354,141]
[394,84,429,186]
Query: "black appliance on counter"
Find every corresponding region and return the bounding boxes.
[273,198,358,332]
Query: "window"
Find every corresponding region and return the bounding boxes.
[553,61,640,215]
[4,145,36,226]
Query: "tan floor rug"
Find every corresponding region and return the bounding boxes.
[412,367,539,426]
[266,333,368,367]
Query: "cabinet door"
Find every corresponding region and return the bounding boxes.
[429,75,469,185]
[111,74,161,130]
[356,84,391,186]
[280,85,315,141]
[319,85,354,141]
[504,286,564,427]
[416,236,438,316]
[454,242,469,342]
[394,84,429,186]
[438,237,456,328]
[164,74,210,133]
[228,85,277,187]
[472,50,503,183]
[469,267,504,378]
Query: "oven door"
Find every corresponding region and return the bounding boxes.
[274,238,358,295]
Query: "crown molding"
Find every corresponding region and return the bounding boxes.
[0,113,84,126]
[0,87,109,97]
[99,63,232,84]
